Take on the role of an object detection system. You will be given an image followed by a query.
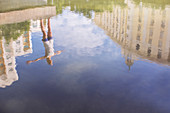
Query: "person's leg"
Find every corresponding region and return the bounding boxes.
[48,18,52,39]
[40,19,47,41]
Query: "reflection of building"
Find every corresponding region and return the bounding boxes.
[0,31,32,88]
[94,0,170,68]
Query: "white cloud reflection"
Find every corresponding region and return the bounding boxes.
[64,61,97,75]
[49,8,121,78]
[51,8,115,56]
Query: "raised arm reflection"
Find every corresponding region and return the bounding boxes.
[27,18,63,65]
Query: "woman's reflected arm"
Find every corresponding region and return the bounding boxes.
[26,50,64,64]
[53,50,63,56]
[26,56,46,64]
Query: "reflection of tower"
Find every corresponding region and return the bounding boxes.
[93,0,170,66]
[0,30,32,88]
[125,55,134,71]
[122,48,136,71]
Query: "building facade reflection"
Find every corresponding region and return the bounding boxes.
[94,0,170,67]
[0,31,32,88]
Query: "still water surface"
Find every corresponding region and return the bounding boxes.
[0,0,170,113]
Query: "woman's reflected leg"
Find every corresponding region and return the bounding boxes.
[48,18,52,38]
[40,19,47,41]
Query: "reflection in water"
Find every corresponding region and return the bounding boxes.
[0,4,57,87]
[0,0,170,113]
[93,0,170,67]
[0,0,56,88]
[0,20,32,88]
[27,18,62,65]
[51,0,170,67]
[0,0,169,87]
[0,30,32,88]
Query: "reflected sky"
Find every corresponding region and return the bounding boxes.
[0,0,170,113]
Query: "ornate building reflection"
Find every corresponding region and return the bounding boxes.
[94,0,170,68]
[0,31,32,88]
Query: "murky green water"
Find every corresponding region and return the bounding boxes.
[0,0,170,113]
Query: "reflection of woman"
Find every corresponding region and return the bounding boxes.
[27,18,62,65]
